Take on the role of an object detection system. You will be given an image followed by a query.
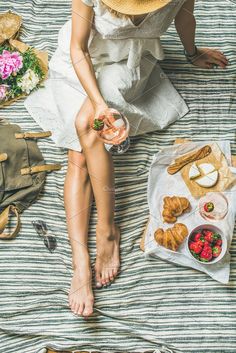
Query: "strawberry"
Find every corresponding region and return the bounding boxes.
[203,230,212,236]
[200,247,213,262]
[203,241,211,249]
[204,230,214,243]
[189,241,203,254]
[193,233,202,242]
[196,240,204,248]
[212,245,222,258]
[203,202,214,213]
[216,239,222,246]
[92,118,104,131]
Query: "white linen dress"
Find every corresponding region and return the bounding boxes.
[24,0,189,152]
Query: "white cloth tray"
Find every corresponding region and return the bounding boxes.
[145,141,236,284]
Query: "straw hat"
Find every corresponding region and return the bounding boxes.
[101,0,171,15]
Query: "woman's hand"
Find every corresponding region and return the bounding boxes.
[191,48,228,69]
[93,101,109,119]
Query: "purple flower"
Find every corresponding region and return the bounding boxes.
[0,85,8,101]
[0,50,23,80]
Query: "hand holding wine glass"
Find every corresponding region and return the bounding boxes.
[91,108,130,154]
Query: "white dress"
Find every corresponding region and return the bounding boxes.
[24,0,189,152]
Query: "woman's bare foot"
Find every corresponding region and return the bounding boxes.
[95,223,120,287]
[68,252,94,318]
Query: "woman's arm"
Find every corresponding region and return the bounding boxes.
[174,0,228,69]
[174,0,196,55]
[70,0,107,114]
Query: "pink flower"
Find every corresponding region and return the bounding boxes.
[0,50,23,80]
[0,85,8,101]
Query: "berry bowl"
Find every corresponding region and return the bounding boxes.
[186,224,227,265]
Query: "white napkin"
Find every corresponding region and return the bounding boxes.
[145,141,236,284]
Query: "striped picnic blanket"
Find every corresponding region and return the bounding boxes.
[0,1,235,352]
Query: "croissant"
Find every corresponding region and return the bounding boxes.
[162,196,190,223]
[154,223,188,251]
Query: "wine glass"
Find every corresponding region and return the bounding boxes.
[199,192,228,221]
[91,108,130,154]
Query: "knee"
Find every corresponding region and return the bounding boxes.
[75,112,99,150]
[75,110,90,135]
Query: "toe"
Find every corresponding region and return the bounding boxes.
[70,299,78,314]
[96,271,103,288]
[108,269,114,282]
[70,299,76,312]
[105,268,111,283]
[112,267,118,278]
[101,270,107,285]
[78,303,85,316]
[83,299,94,317]
[74,302,80,315]
[105,276,110,285]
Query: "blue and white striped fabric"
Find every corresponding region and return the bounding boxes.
[0,1,235,353]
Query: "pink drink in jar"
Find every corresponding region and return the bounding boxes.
[199,192,228,221]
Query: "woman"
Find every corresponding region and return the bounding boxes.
[25,0,228,318]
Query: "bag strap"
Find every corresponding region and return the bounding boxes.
[0,205,21,239]
[21,164,61,175]
[0,153,7,162]
[15,131,52,139]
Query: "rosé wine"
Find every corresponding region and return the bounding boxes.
[91,108,130,154]
[199,192,228,221]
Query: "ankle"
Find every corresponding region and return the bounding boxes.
[97,221,116,233]
[72,252,90,271]
[73,264,91,273]
[96,223,119,241]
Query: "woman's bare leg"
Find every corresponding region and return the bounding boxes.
[75,98,120,288]
[64,150,94,317]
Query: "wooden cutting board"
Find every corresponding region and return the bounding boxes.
[181,142,236,198]
[47,349,89,353]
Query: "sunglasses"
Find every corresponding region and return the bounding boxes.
[32,220,57,252]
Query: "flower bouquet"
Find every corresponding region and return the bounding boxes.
[0,11,48,107]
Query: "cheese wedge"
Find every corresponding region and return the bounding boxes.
[198,163,215,175]
[195,170,218,188]
[189,163,201,180]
